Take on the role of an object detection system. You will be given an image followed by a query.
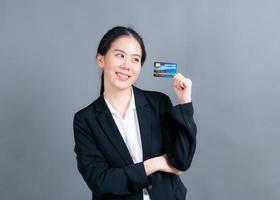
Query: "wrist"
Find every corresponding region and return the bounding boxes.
[180,99,191,104]
[154,156,162,171]
[144,157,159,176]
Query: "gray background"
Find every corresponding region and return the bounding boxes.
[1,0,279,199]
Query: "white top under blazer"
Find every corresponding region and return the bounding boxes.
[104,88,151,200]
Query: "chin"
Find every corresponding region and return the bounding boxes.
[115,84,133,91]
[114,80,135,91]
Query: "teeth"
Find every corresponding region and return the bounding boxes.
[117,72,129,79]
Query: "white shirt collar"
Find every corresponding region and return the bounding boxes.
[104,87,136,117]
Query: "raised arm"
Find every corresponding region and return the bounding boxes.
[160,94,197,171]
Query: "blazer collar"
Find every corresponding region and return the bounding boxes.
[93,85,152,165]
[94,85,148,112]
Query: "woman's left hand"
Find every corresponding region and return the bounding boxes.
[173,73,192,104]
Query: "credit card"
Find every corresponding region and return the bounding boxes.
[153,62,177,78]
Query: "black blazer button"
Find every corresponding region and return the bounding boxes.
[147,184,153,190]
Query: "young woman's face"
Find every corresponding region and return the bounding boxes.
[97,36,142,92]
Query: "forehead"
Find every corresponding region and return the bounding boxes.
[110,36,142,55]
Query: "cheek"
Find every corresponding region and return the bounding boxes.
[104,55,119,68]
[103,61,116,76]
[133,65,142,76]
[104,62,118,74]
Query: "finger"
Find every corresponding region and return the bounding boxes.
[174,73,183,81]
[184,78,192,86]
[176,81,182,90]
[179,80,185,89]
[175,170,182,175]
[173,73,184,83]
[176,80,180,89]
[175,75,185,84]
[173,78,179,89]
[173,169,182,176]
[177,73,183,78]
[176,77,183,88]
[170,165,181,173]
[173,73,182,79]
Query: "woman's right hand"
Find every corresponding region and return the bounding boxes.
[144,154,182,176]
[159,154,182,175]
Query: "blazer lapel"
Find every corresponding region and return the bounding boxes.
[93,96,134,165]
[93,86,152,165]
[133,86,152,161]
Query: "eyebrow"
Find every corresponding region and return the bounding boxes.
[113,49,141,57]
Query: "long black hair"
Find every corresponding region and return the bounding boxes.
[96,26,146,95]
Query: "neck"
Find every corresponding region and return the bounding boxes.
[103,85,132,116]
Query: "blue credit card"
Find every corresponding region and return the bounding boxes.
[153,62,177,78]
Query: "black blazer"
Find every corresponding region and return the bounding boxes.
[73,86,197,200]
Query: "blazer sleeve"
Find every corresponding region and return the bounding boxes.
[160,94,197,171]
[73,113,150,198]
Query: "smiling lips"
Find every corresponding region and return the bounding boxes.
[116,72,130,81]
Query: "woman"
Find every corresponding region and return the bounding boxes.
[73,26,197,200]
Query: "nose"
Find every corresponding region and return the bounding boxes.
[120,58,130,71]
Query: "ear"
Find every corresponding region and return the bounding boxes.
[97,53,105,69]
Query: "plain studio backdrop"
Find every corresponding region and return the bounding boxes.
[1,0,280,199]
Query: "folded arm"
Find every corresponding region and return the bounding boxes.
[160,95,197,171]
[73,114,149,198]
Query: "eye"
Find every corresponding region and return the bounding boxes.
[132,57,140,63]
[115,53,124,58]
